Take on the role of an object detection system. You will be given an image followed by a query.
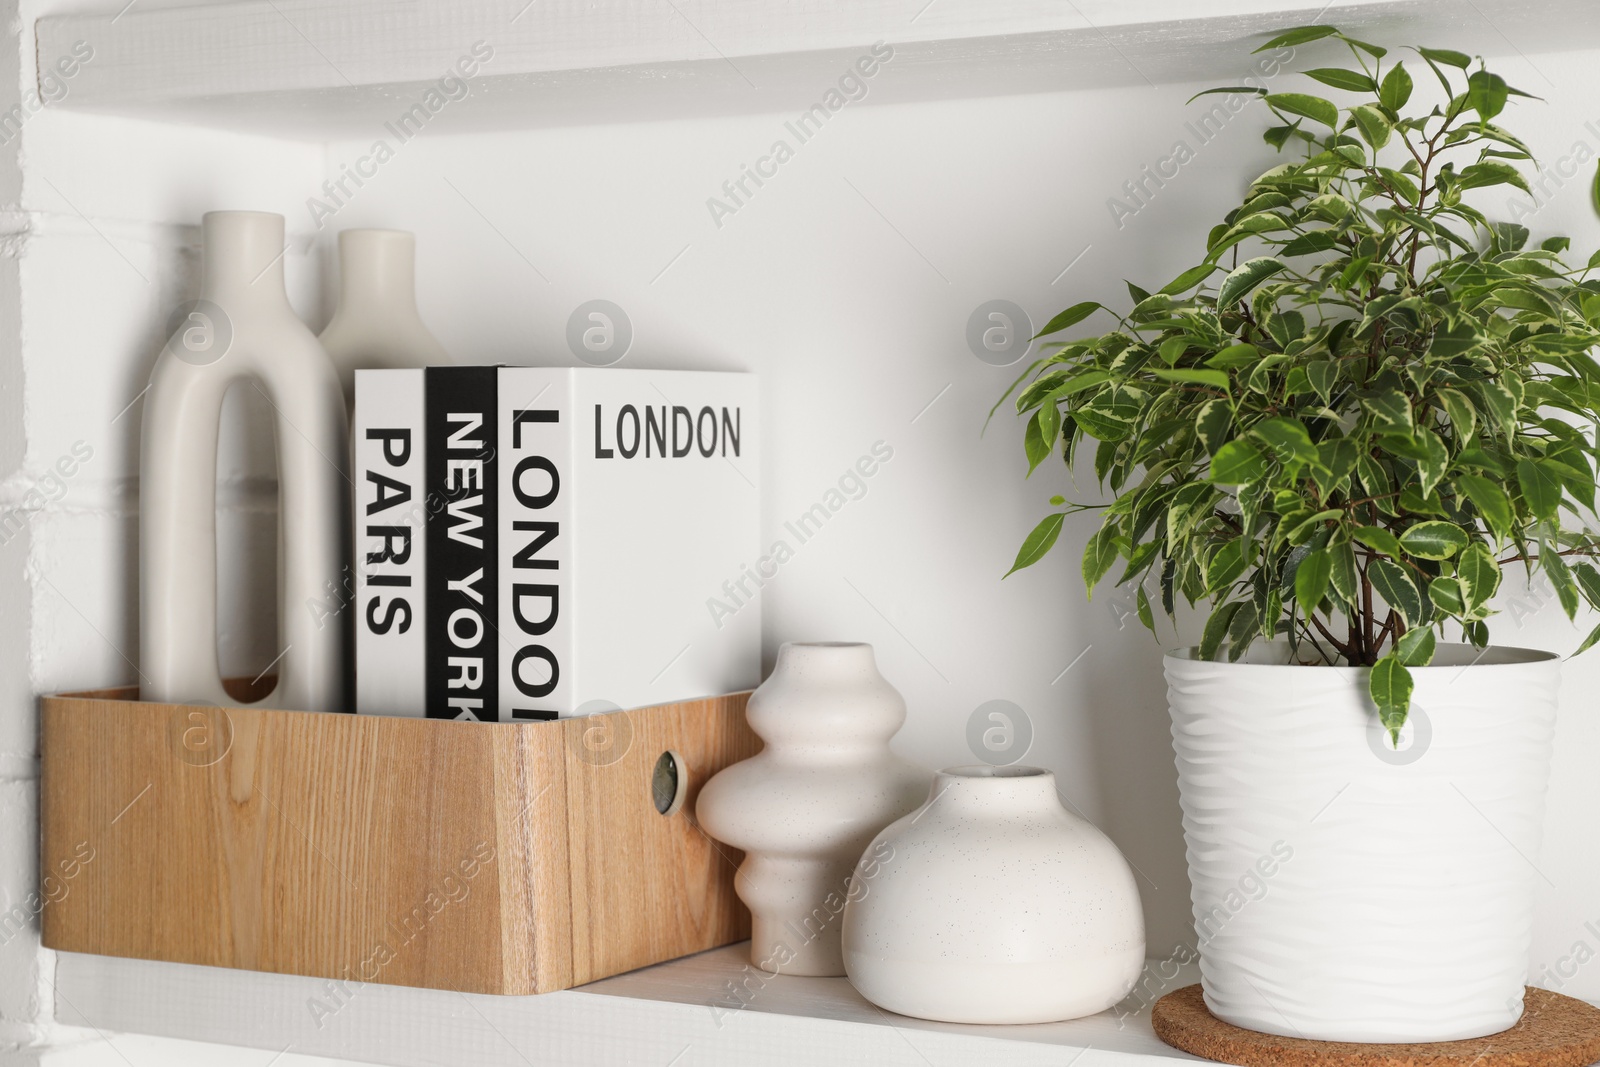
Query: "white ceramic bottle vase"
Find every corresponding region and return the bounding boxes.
[842,766,1146,1024]
[140,211,348,711]
[319,228,448,407]
[695,642,928,976]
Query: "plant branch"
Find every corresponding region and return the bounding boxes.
[1307,610,1355,659]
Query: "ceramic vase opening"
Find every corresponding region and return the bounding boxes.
[939,765,1047,777]
[213,376,280,692]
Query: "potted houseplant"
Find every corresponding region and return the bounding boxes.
[1004,25,1600,1043]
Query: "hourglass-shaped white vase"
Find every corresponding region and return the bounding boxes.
[696,642,928,976]
[140,211,348,711]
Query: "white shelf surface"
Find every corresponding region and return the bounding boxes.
[34,0,1600,138]
[52,943,1206,1066]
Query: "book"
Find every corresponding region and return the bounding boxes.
[497,367,760,719]
[424,365,499,720]
[354,366,760,718]
[353,369,426,716]
[352,365,500,719]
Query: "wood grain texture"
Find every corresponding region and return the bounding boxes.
[1152,984,1600,1067]
[39,687,755,995]
[563,696,758,985]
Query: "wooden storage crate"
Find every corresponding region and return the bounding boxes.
[38,684,758,994]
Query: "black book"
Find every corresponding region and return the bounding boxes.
[424,366,499,720]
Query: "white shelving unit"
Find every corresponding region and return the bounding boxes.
[21,2,1600,1064]
[52,944,1204,1066]
[35,0,1600,137]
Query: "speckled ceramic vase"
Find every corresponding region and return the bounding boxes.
[695,642,928,976]
[841,766,1145,1023]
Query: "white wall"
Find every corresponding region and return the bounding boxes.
[308,88,1213,959]
[0,1,325,1054]
[4,4,1600,1062]
[312,43,1600,991]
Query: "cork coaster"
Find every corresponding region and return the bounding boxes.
[1151,985,1600,1067]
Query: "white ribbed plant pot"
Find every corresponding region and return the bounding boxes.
[1165,642,1561,1043]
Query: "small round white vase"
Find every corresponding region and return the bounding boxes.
[695,642,928,976]
[842,766,1145,1024]
[1166,642,1561,1042]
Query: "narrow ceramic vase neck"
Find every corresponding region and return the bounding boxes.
[768,641,882,683]
[201,211,292,310]
[336,229,421,317]
[750,642,905,754]
[928,766,1061,814]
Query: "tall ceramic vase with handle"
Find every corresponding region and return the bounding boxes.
[318,228,449,408]
[140,210,348,712]
[696,642,928,976]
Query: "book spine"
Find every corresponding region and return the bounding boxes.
[354,370,427,716]
[497,368,571,720]
[424,366,499,721]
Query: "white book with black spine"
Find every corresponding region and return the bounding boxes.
[497,366,760,718]
[353,368,427,716]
